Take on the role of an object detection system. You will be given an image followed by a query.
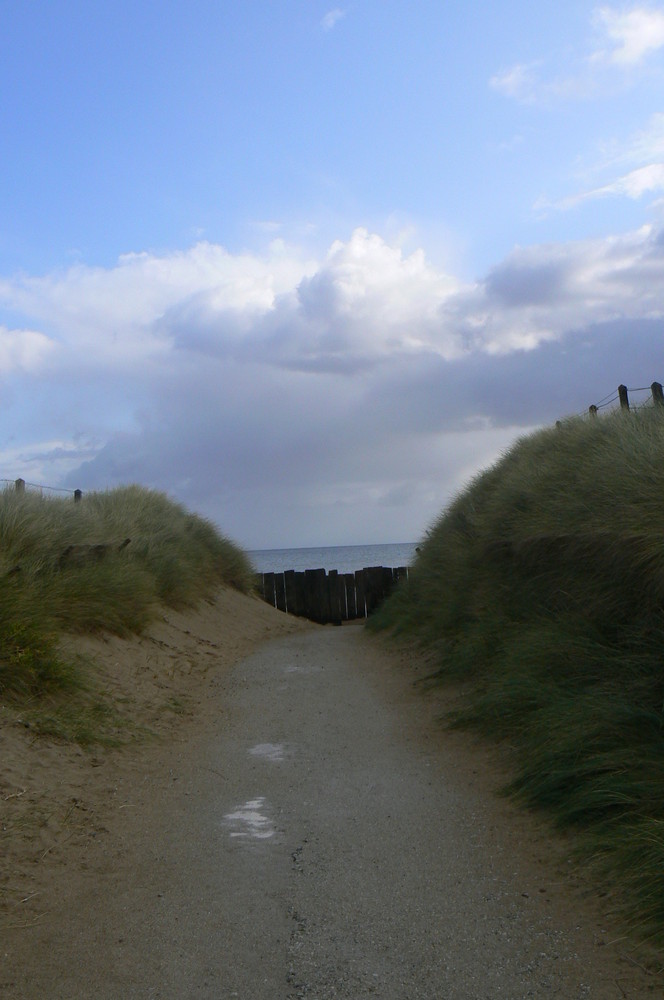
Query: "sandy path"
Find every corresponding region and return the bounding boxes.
[2,622,661,998]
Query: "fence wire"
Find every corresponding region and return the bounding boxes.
[582,382,663,419]
[0,478,79,496]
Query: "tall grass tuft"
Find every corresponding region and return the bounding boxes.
[0,484,254,704]
[371,407,664,944]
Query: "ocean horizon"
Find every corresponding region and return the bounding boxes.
[248,542,419,575]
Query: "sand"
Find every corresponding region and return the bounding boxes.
[0,589,308,940]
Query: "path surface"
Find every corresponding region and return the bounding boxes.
[3,625,660,998]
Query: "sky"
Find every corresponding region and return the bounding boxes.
[1,1,663,549]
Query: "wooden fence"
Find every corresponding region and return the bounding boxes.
[255,565,409,624]
[588,381,663,417]
[4,478,82,501]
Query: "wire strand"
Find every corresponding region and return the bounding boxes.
[0,478,77,494]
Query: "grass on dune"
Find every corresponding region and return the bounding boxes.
[0,485,254,735]
[371,406,664,945]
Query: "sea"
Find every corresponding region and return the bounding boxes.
[248,542,420,575]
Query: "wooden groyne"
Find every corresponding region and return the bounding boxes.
[255,565,409,624]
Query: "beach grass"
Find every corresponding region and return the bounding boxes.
[370,406,664,944]
[0,484,253,712]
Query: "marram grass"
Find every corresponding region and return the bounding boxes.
[0,485,253,715]
[371,407,664,945]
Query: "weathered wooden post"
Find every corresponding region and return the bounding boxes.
[263,572,276,607]
[315,568,331,624]
[589,405,598,418]
[305,568,329,622]
[354,569,367,619]
[274,573,287,613]
[284,570,298,616]
[328,570,343,624]
[304,569,317,620]
[364,567,384,615]
[343,573,356,619]
[618,384,629,410]
[15,478,25,494]
[651,382,664,407]
[294,571,307,619]
[381,567,394,606]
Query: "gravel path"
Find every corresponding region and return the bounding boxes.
[3,624,660,998]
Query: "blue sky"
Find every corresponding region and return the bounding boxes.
[1,2,663,548]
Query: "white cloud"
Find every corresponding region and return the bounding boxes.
[598,162,664,197]
[537,113,664,213]
[541,163,664,211]
[0,230,461,375]
[0,241,318,369]
[596,112,664,172]
[0,326,55,373]
[592,5,664,65]
[3,225,664,379]
[491,5,664,104]
[490,63,540,103]
[321,8,345,32]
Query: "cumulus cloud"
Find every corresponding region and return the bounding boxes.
[0,229,461,376]
[1,225,664,545]
[0,241,318,369]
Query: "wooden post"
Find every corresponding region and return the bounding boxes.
[651,382,664,407]
[618,384,629,411]
[343,573,356,619]
[294,572,307,619]
[328,570,343,625]
[274,573,287,613]
[305,569,329,622]
[284,570,298,616]
[354,569,367,619]
[589,405,598,418]
[315,568,331,624]
[263,572,276,607]
[15,478,25,494]
[364,567,383,616]
[74,489,82,502]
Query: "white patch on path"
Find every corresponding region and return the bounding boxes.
[223,797,275,839]
[249,742,286,761]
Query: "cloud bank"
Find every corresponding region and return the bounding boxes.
[0,225,663,547]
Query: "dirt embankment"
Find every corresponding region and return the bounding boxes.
[0,588,308,934]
